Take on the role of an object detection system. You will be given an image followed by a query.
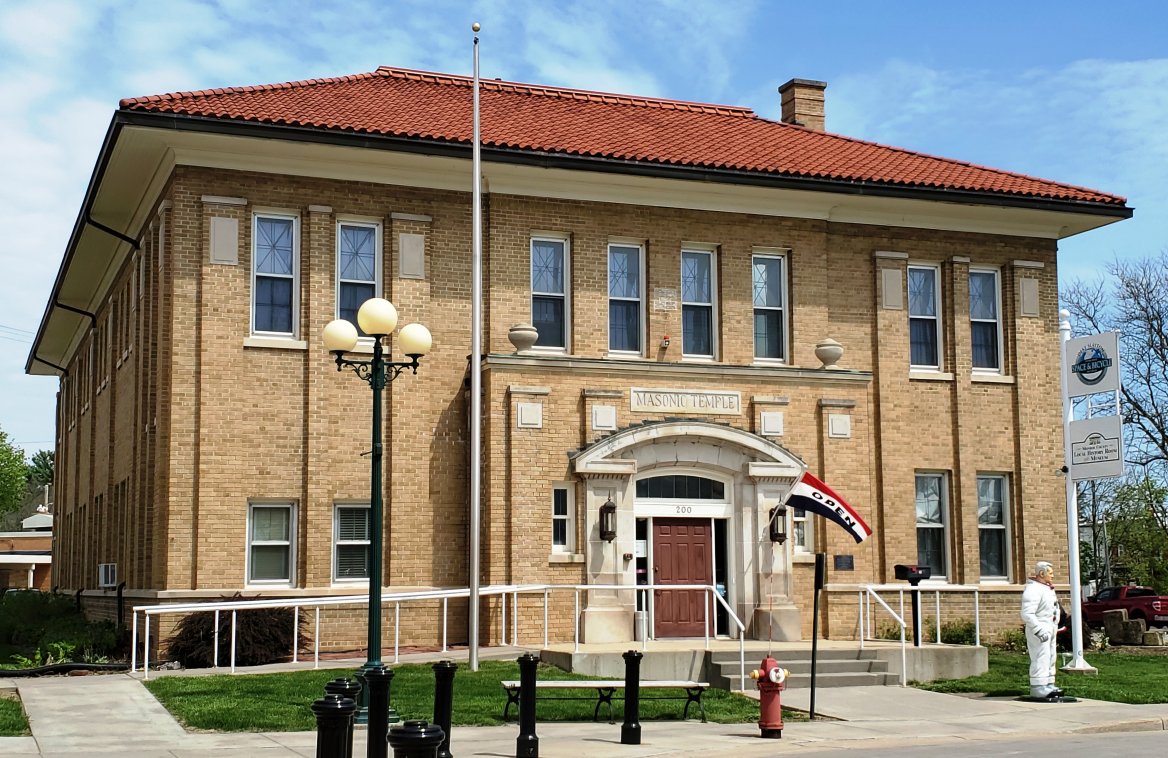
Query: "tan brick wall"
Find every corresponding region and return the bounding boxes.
[51,164,1070,648]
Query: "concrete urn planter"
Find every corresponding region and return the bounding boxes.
[508,323,539,353]
[815,338,844,369]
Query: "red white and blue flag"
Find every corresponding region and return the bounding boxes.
[786,472,872,544]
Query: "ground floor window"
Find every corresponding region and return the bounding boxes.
[334,503,370,581]
[552,484,574,552]
[791,507,812,553]
[248,502,295,584]
[977,475,1009,580]
[915,473,948,579]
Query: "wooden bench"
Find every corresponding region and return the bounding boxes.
[500,679,709,723]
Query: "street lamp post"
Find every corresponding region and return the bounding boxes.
[323,298,432,743]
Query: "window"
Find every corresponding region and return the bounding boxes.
[915,473,948,579]
[531,235,568,349]
[969,268,1002,372]
[334,504,371,581]
[681,249,715,357]
[551,485,573,553]
[791,507,811,553]
[252,214,298,336]
[608,243,643,353]
[248,503,295,584]
[636,475,725,499]
[752,253,786,361]
[977,475,1009,580]
[908,265,941,368]
[337,221,381,334]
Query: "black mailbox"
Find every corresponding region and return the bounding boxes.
[894,564,931,586]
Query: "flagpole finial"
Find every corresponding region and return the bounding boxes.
[472,22,481,32]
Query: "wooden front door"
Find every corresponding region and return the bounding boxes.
[653,518,713,637]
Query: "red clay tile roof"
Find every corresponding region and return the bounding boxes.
[120,66,1126,207]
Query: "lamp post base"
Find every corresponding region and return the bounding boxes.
[355,662,400,726]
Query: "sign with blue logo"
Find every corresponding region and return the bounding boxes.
[1066,332,1120,397]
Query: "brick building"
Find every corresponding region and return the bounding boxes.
[25,67,1130,647]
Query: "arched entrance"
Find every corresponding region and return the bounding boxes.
[571,420,806,643]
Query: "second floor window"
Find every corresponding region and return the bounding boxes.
[253,214,298,336]
[682,249,715,357]
[908,265,941,368]
[752,254,786,361]
[532,236,568,348]
[337,222,380,334]
[608,243,642,353]
[969,269,1002,372]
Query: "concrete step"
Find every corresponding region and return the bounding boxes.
[706,650,896,689]
[782,671,899,689]
[709,648,879,664]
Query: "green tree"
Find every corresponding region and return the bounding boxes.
[0,427,27,517]
[1106,478,1168,594]
[26,449,53,489]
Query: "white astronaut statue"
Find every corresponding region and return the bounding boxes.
[1020,560,1063,699]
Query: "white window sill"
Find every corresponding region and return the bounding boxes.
[606,352,645,360]
[244,336,308,350]
[909,370,954,381]
[752,358,788,367]
[549,552,585,564]
[972,373,1014,384]
[681,355,716,363]
[245,582,295,589]
[332,579,370,587]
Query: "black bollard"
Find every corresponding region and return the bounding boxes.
[621,650,642,745]
[312,694,357,758]
[363,665,393,758]
[387,720,445,758]
[432,660,457,758]
[516,653,540,758]
[324,678,361,758]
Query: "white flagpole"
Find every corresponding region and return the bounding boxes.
[1059,309,1093,672]
[469,21,483,672]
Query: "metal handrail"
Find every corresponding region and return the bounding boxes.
[860,584,982,647]
[858,586,907,686]
[131,581,748,687]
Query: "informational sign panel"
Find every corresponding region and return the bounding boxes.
[1065,332,1120,397]
[1069,415,1124,480]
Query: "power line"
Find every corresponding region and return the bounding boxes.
[0,323,35,336]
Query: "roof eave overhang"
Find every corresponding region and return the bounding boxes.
[118,110,1133,219]
[25,110,1134,375]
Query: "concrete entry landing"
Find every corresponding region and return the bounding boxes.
[539,639,987,689]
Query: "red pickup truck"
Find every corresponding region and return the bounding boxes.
[1083,586,1168,627]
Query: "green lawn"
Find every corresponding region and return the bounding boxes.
[0,694,30,736]
[144,660,779,732]
[916,650,1168,703]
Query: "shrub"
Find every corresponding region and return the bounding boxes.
[938,619,977,645]
[874,621,907,641]
[166,601,307,668]
[992,626,1027,652]
[0,591,121,664]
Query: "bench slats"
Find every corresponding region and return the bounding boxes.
[500,679,709,723]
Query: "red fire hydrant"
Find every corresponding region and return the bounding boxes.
[749,656,787,738]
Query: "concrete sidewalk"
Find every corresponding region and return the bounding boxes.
[1,670,1166,757]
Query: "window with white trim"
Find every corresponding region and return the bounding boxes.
[334,504,371,581]
[552,484,574,552]
[791,507,811,553]
[915,473,949,579]
[337,221,381,334]
[252,214,299,337]
[977,475,1009,580]
[752,253,787,361]
[248,503,295,584]
[969,268,1002,372]
[531,235,569,349]
[608,243,643,353]
[908,265,941,369]
[681,248,715,357]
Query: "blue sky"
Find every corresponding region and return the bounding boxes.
[2,0,1166,455]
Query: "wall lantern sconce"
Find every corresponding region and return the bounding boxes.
[599,497,618,542]
[768,505,788,544]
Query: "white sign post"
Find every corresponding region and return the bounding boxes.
[1059,315,1122,674]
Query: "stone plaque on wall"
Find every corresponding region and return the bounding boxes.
[630,388,741,415]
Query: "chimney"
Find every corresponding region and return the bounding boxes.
[778,78,827,131]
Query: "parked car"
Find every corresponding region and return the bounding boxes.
[1083,585,1168,627]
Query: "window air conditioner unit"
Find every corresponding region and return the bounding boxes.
[98,563,117,588]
